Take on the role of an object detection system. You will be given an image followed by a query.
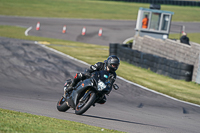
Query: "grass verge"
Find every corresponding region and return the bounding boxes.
[0,0,200,22]
[0,108,122,133]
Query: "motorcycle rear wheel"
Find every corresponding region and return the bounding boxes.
[75,91,96,115]
[57,96,70,112]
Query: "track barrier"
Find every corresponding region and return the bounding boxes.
[109,0,200,7]
[109,43,194,81]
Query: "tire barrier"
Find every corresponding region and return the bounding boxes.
[109,43,194,81]
[109,43,118,56]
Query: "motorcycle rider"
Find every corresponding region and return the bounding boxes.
[63,55,120,104]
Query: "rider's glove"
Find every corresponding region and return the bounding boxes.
[84,69,91,78]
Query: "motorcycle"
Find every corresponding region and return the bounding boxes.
[57,70,119,115]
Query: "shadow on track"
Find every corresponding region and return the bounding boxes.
[82,114,167,129]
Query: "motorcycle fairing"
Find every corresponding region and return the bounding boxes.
[66,78,94,109]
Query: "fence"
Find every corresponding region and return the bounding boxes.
[109,43,194,81]
[103,0,200,6]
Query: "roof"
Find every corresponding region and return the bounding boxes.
[139,7,174,15]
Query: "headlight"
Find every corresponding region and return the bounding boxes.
[97,80,106,91]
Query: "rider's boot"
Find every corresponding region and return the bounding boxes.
[63,75,80,97]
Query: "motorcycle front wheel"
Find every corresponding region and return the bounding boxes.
[57,96,70,112]
[75,90,96,115]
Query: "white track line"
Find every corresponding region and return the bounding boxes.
[117,76,200,108]
[123,37,134,44]
[35,42,200,108]
[25,26,32,36]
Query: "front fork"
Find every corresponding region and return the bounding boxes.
[79,89,92,103]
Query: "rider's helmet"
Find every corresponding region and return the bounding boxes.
[106,55,120,72]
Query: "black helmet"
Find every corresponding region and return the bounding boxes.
[106,55,120,72]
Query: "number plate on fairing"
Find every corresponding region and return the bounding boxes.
[97,80,106,91]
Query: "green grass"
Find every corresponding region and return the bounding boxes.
[0,0,200,21]
[0,108,122,133]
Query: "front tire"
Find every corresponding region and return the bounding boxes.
[75,91,96,115]
[57,96,70,112]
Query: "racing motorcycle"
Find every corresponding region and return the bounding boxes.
[56,70,119,115]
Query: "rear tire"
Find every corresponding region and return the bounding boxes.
[57,97,70,112]
[75,91,96,115]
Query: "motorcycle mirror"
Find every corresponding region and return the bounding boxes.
[113,84,119,90]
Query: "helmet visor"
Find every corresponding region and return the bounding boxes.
[111,64,118,69]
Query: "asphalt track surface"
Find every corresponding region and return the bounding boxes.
[0,16,200,133]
